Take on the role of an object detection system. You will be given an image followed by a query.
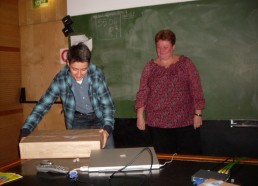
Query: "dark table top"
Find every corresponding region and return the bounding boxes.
[3,156,258,186]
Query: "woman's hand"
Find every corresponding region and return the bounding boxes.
[193,115,203,129]
[137,115,146,130]
[136,107,146,130]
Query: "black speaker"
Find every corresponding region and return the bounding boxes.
[20,87,26,103]
[62,25,74,37]
[62,15,74,37]
[62,15,73,26]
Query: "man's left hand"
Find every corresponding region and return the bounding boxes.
[99,129,109,148]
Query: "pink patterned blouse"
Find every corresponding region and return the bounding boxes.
[135,55,205,128]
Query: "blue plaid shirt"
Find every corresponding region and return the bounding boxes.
[22,64,115,134]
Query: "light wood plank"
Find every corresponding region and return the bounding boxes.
[19,129,101,159]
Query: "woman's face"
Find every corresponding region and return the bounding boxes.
[69,62,89,81]
[156,40,175,60]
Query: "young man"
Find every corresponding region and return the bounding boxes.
[20,42,115,148]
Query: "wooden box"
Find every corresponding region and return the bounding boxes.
[19,129,101,159]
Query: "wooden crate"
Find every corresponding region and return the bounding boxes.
[19,129,101,159]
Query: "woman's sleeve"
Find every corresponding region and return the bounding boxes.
[186,58,206,110]
[135,62,151,110]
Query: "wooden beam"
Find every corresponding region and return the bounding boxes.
[0,108,22,116]
[0,160,22,172]
[0,46,20,52]
[157,154,258,165]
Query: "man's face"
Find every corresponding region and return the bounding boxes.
[69,62,89,81]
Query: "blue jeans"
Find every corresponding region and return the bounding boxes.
[72,111,115,148]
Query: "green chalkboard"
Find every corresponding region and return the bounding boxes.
[71,0,258,119]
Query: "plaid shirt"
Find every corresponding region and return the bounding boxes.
[22,64,115,134]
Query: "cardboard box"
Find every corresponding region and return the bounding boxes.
[19,129,101,159]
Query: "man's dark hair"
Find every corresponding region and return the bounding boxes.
[67,42,91,64]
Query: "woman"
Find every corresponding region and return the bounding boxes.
[135,29,205,154]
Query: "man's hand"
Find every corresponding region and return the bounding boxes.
[20,137,26,142]
[99,129,109,148]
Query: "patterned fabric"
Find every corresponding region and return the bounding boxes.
[135,55,205,128]
[22,64,115,133]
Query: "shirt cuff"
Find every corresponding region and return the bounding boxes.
[103,125,113,135]
[20,128,31,137]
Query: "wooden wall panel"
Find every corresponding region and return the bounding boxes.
[0,113,23,167]
[19,0,68,131]
[0,0,21,168]
[20,22,67,99]
[0,0,19,25]
[23,104,66,131]
[0,0,67,168]
[19,0,67,26]
[0,52,21,109]
[0,24,20,48]
[20,22,68,129]
[0,0,19,48]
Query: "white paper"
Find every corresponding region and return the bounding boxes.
[70,34,93,51]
